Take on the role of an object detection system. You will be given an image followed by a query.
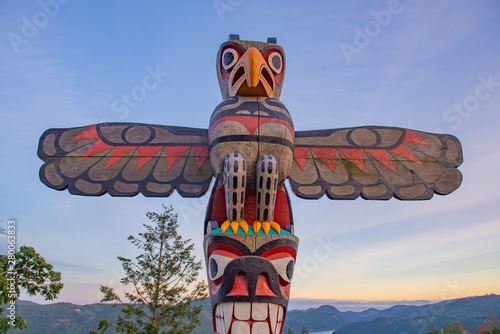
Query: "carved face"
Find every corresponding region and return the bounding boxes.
[216,36,286,100]
[204,228,298,334]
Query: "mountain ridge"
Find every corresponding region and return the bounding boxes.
[287,298,436,312]
[5,294,499,333]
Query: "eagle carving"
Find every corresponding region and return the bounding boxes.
[38,34,463,334]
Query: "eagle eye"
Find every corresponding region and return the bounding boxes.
[268,52,283,74]
[208,254,233,280]
[222,48,239,70]
[270,257,294,283]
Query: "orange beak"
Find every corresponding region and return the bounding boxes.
[228,47,275,98]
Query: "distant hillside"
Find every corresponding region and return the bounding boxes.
[284,305,351,332]
[7,299,214,334]
[287,298,435,312]
[304,294,500,334]
[6,294,499,333]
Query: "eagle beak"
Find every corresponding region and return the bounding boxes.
[228,47,275,98]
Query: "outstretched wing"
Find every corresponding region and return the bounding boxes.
[38,123,213,197]
[289,126,463,200]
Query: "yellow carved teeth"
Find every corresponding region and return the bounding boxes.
[253,221,262,234]
[221,220,280,234]
[221,220,231,233]
[239,220,249,234]
[270,222,280,234]
[254,221,280,235]
[262,222,271,235]
[222,220,249,234]
[230,221,239,233]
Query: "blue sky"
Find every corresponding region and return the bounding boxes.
[0,0,499,306]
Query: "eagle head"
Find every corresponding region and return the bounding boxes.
[216,34,286,100]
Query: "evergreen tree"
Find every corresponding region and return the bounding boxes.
[90,205,207,334]
[443,321,454,334]
[486,310,500,330]
[482,326,500,334]
[428,324,440,334]
[287,329,294,334]
[301,325,309,334]
[477,324,487,334]
[453,319,467,334]
[0,245,63,332]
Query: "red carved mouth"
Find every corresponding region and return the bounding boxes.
[213,302,285,334]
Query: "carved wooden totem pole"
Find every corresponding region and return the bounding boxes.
[38,34,463,334]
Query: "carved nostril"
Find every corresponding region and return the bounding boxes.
[232,66,245,84]
[227,273,249,296]
[256,273,277,297]
[261,67,274,89]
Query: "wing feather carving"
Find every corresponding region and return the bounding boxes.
[288,126,463,200]
[38,123,213,197]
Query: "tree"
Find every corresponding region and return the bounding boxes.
[443,321,454,334]
[453,319,467,334]
[428,324,440,334]
[478,311,500,334]
[301,326,309,334]
[481,327,500,334]
[477,324,487,333]
[0,245,63,332]
[91,205,208,334]
[286,329,294,334]
[486,310,500,330]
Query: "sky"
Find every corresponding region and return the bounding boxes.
[0,0,499,308]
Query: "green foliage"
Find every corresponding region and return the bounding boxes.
[486,310,500,329]
[0,245,63,332]
[287,328,294,334]
[434,320,468,334]
[474,310,500,334]
[2,296,500,333]
[480,326,500,334]
[452,319,467,333]
[91,205,208,334]
[428,324,440,334]
[442,321,454,333]
[301,325,309,333]
[478,310,500,334]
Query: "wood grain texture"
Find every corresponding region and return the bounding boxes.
[216,38,286,100]
[203,231,298,310]
[36,36,465,334]
[38,123,213,197]
[289,126,463,200]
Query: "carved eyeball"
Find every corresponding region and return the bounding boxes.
[222,48,239,70]
[271,257,294,283]
[268,52,283,74]
[208,254,233,280]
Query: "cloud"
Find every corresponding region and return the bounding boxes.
[346,218,500,265]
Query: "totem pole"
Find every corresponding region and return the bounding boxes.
[37,34,463,334]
